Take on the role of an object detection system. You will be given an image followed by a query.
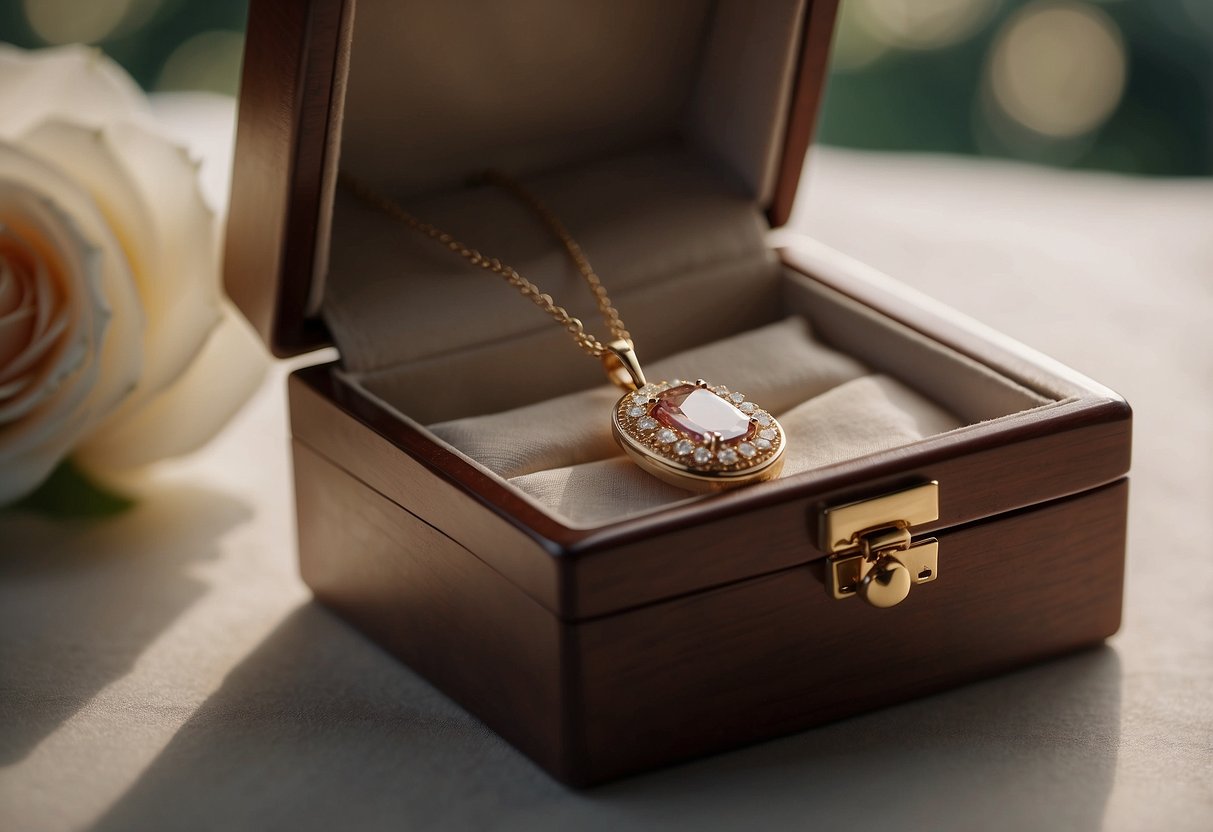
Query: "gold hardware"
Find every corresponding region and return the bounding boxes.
[602,340,647,391]
[821,481,939,553]
[858,525,911,557]
[821,482,939,608]
[858,556,911,608]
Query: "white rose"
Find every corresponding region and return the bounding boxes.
[0,44,267,504]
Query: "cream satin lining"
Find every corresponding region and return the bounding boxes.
[428,317,962,526]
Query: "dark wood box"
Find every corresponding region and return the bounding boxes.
[224,0,1130,785]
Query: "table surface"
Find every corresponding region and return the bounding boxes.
[2,97,1211,832]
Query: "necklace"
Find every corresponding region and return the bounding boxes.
[342,170,786,492]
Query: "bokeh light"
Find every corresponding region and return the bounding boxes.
[1,0,1208,175]
[864,0,1001,50]
[988,1,1127,138]
[830,3,892,71]
[155,29,244,95]
[832,0,1001,70]
[24,0,131,45]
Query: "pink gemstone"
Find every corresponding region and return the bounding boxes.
[652,384,752,443]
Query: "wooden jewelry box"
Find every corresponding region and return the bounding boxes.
[225,0,1131,785]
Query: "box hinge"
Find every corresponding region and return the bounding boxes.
[819,481,940,608]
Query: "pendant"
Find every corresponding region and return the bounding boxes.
[603,341,786,492]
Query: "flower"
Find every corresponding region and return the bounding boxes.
[0,44,267,505]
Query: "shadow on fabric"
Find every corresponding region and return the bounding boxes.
[0,486,250,767]
[89,600,1121,832]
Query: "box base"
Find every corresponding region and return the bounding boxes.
[294,438,1126,785]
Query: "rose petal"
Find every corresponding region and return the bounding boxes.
[0,48,265,497]
[149,92,238,217]
[0,185,108,504]
[0,44,151,142]
[17,120,222,417]
[0,198,89,423]
[0,209,87,387]
[0,145,143,449]
[0,258,38,366]
[0,257,22,312]
[76,302,267,471]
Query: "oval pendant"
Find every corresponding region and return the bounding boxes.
[612,379,787,492]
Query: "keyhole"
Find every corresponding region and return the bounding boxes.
[918,567,932,580]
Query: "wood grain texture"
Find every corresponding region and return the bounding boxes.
[288,371,563,609]
[293,435,1126,785]
[224,0,350,355]
[293,441,581,779]
[768,0,841,228]
[288,248,1131,619]
[250,0,1132,788]
[285,227,1133,787]
[572,480,1127,783]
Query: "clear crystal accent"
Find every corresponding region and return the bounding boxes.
[729,391,745,403]
[739,402,756,413]
[755,438,772,450]
[693,446,712,464]
[637,416,658,430]
[717,448,739,464]
[755,412,773,426]
[738,442,757,458]
[656,428,678,444]
[627,405,646,418]
[759,428,777,440]
[674,439,694,456]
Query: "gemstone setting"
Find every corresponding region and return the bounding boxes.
[652,383,751,443]
[611,378,786,491]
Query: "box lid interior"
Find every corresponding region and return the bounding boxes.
[224,0,840,356]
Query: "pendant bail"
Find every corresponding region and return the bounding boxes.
[602,339,647,391]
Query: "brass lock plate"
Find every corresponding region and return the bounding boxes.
[827,539,939,600]
[819,481,940,606]
[820,481,939,553]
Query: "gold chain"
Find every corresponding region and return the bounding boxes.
[339,170,631,359]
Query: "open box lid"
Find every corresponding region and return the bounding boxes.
[223,0,841,357]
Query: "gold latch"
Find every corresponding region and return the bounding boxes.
[820,481,940,608]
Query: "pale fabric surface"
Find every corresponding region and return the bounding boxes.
[2,99,1212,832]
[326,147,780,386]
[509,374,961,525]
[425,316,962,525]
[430,317,874,480]
[341,1,801,201]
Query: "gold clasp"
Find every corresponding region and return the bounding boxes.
[602,339,647,391]
[819,481,940,608]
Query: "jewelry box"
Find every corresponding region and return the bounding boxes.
[224,0,1131,785]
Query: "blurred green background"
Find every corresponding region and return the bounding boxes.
[1,0,1209,175]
